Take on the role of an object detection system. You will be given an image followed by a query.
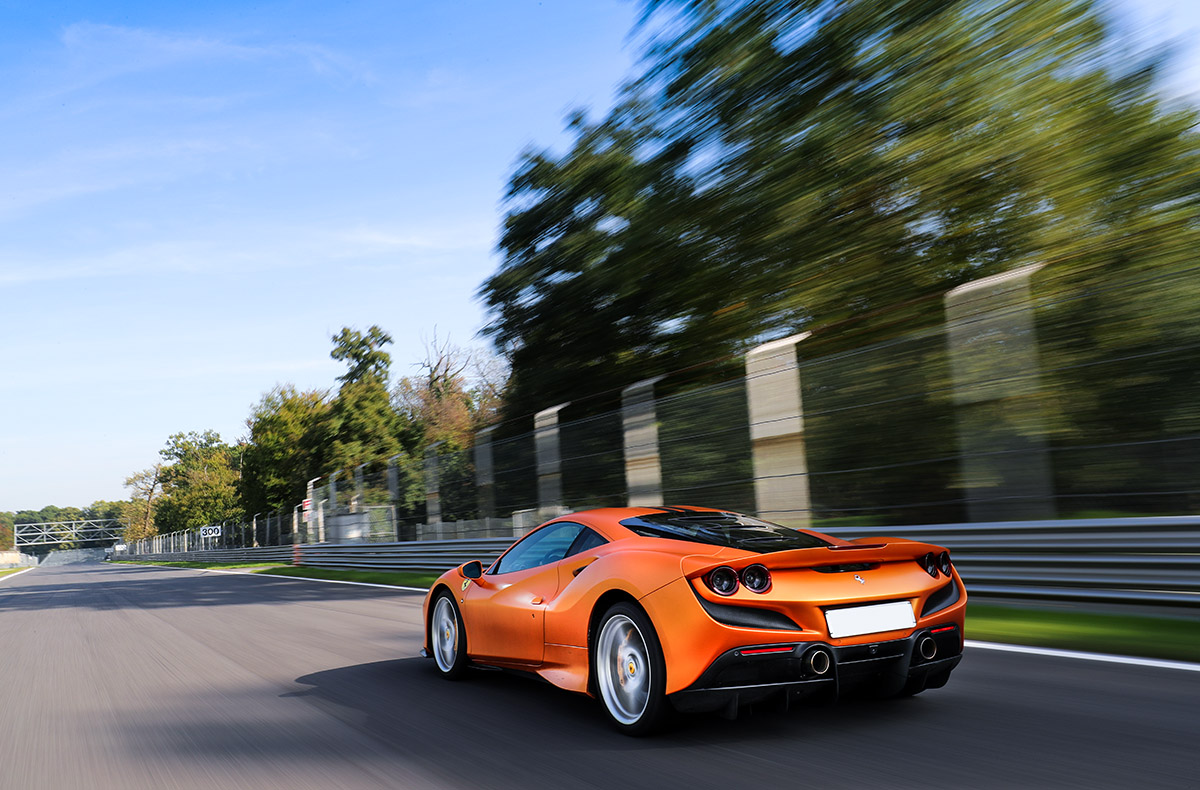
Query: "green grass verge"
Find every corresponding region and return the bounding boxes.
[255,565,440,588]
[966,603,1200,663]
[0,567,31,578]
[113,559,435,587]
[113,560,289,570]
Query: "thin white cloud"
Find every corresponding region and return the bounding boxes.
[58,22,373,84]
[0,137,244,219]
[338,223,493,253]
[0,219,496,286]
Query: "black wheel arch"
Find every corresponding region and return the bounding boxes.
[427,583,456,647]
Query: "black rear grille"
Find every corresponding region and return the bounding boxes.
[920,580,961,616]
[812,563,879,574]
[691,585,802,631]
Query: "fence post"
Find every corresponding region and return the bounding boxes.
[745,333,813,528]
[535,403,569,519]
[945,263,1055,521]
[425,442,444,532]
[622,377,665,507]
[353,463,366,515]
[474,426,498,524]
[329,471,342,543]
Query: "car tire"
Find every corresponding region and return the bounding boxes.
[430,590,469,679]
[592,602,670,736]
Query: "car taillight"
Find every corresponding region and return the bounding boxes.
[707,566,739,596]
[937,551,952,576]
[741,564,771,593]
[919,553,939,578]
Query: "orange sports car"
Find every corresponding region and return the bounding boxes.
[421,506,966,734]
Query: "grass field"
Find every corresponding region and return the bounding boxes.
[256,565,439,588]
[0,567,31,579]
[966,603,1200,663]
[113,560,287,570]
[114,560,1198,663]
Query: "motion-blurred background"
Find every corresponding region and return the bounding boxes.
[4,0,1198,575]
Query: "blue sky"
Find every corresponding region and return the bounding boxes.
[1,0,1197,512]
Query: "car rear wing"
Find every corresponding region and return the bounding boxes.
[680,537,947,579]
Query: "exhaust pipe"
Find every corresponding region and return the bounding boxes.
[805,647,832,676]
[918,635,937,661]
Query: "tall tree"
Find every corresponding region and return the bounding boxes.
[240,386,332,514]
[124,464,164,541]
[325,326,409,473]
[153,432,242,533]
[393,337,510,521]
[482,0,1199,402]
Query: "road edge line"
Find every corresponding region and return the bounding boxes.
[965,639,1200,673]
[0,567,34,584]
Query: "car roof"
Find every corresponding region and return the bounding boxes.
[550,505,738,541]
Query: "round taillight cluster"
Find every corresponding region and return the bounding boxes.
[937,551,952,576]
[708,566,739,595]
[706,564,772,595]
[919,552,953,578]
[741,564,771,593]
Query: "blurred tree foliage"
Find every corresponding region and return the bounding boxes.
[152,431,243,533]
[240,386,332,515]
[480,0,1199,521]
[123,464,163,541]
[393,336,510,522]
[325,326,411,474]
[482,0,1198,411]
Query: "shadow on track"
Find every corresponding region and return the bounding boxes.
[283,656,943,789]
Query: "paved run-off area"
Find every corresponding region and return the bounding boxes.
[1,563,1197,790]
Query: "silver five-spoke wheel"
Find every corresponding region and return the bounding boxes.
[432,594,461,675]
[596,613,651,725]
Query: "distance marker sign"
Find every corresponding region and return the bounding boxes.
[200,525,222,538]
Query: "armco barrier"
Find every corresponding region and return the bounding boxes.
[817,517,1200,606]
[127,538,513,576]
[124,516,1200,607]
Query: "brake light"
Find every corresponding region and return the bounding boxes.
[741,564,771,593]
[707,566,739,596]
[739,646,795,655]
[919,553,939,578]
[937,551,952,576]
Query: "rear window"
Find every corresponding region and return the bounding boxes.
[619,512,831,553]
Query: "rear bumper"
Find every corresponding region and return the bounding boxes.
[669,626,963,714]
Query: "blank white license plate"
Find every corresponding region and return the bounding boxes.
[825,601,916,638]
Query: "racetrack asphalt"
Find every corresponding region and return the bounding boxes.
[1,563,1196,789]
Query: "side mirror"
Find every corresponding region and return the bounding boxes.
[461,560,483,579]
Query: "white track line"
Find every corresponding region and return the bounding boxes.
[0,567,34,584]
[966,639,1200,673]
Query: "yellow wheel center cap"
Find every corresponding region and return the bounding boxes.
[628,661,636,676]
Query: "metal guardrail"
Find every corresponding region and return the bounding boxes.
[125,516,1200,606]
[128,538,513,575]
[818,517,1200,606]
